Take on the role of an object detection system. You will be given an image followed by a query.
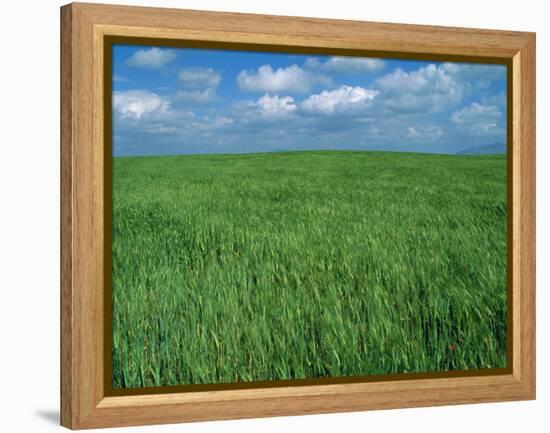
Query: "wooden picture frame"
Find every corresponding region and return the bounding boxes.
[60,2,536,429]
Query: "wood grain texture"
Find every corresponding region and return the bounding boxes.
[60,2,536,429]
[60,4,73,429]
[74,2,532,57]
[515,35,536,395]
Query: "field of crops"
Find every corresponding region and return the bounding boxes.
[111,150,507,388]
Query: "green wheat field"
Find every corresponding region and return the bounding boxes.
[111,150,507,389]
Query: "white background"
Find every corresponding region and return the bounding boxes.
[0,0,547,431]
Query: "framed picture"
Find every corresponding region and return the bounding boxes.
[60,2,536,429]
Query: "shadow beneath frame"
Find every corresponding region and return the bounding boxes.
[35,409,59,425]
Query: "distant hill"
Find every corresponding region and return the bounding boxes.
[457,143,506,155]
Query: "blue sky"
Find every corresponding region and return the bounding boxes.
[112,44,507,156]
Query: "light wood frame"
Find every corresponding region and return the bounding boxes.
[61,2,536,429]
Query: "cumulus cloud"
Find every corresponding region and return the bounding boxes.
[301,85,378,115]
[178,67,222,89]
[241,94,298,119]
[374,64,463,112]
[451,102,504,136]
[210,116,234,128]
[481,92,506,108]
[125,48,177,69]
[306,56,385,73]
[113,90,171,119]
[175,88,218,104]
[441,62,506,82]
[206,116,234,128]
[114,49,507,155]
[189,116,234,131]
[440,63,507,94]
[257,94,297,117]
[142,123,178,134]
[406,125,444,141]
[237,64,331,93]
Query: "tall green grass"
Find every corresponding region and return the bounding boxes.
[111,150,507,388]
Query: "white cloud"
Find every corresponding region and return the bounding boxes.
[142,123,177,134]
[303,58,322,70]
[307,56,385,73]
[209,116,234,128]
[113,75,129,83]
[248,94,298,118]
[175,88,218,104]
[178,67,222,89]
[237,64,331,93]
[451,102,503,136]
[190,116,234,130]
[374,64,463,112]
[451,102,501,123]
[481,92,506,108]
[440,63,507,94]
[406,127,421,137]
[113,90,171,119]
[301,85,378,115]
[125,48,177,69]
[441,63,506,82]
[406,125,444,141]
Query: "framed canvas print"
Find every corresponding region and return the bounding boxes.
[60,2,536,429]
